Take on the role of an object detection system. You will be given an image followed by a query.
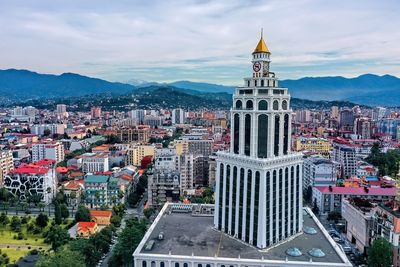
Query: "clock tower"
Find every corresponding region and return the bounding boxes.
[251,30,271,78]
[214,33,303,249]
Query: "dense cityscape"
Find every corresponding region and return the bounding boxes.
[1,1,400,267]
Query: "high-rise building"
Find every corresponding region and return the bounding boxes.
[303,155,337,189]
[295,109,311,123]
[354,117,371,139]
[31,124,65,136]
[125,145,156,166]
[116,126,150,143]
[56,104,67,114]
[339,109,355,131]
[214,35,303,248]
[91,106,102,119]
[332,142,357,178]
[172,108,185,124]
[132,34,351,267]
[0,150,14,185]
[129,109,146,123]
[331,106,339,119]
[32,141,65,163]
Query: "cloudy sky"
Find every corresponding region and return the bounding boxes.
[0,0,399,85]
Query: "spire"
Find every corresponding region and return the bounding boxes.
[253,28,270,54]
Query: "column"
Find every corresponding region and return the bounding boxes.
[221,164,227,231]
[213,162,221,228]
[228,165,234,234]
[249,172,256,244]
[241,168,248,241]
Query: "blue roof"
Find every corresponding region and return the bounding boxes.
[366,176,379,181]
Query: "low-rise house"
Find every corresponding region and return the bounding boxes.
[77,221,98,238]
[90,210,112,226]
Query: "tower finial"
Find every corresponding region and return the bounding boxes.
[261,28,263,38]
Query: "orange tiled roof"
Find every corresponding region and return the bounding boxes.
[90,210,112,217]
[77,221,97,231]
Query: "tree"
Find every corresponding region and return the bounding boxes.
[60,203,69,219]
[368,238,392,267]
[55,204,62,224]
[0,188,10,201]
[45,225,70,251]
[75,205,91,222]
[0,213,9,225]
[312,199,320,215]
[43,129,51,137]
[110,215,122,227]
[36,248,85,267]
[143,208,155,219]
[10,216,21,232]
[36,213,49,229]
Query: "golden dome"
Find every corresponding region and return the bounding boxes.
[253,30,270,54]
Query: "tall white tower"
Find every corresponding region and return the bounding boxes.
[214,33,303,249]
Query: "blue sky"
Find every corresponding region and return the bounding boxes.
[0,0,399,85]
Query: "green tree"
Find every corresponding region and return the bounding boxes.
[143,208,155,219]
[368,238,392,267]
[110,215,122,227]
[36,213,49,229]
[0,213,9,225]
[45,225,70,251]
[75,205,91,222]
[55,204,62,224]
[0,188,10,201]
[60,203,69,219]
[36,248,85,267]
[10,216,21,232]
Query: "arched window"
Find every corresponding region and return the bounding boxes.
[151,262,156,267]
[225,165,231,231]
[183,264,187,267]
[206,265,211,267]
[274,115,280,156]
[177,263,181,267]
[258,100,268,110]
[143,261,147,267]
[247,80,250,87]
[218,163,224,230]
[282,100,288,110]
[246,100,253,110]
[235,100,242,109]
[283,114,289,154]
[261,80,264,87]
[245,170,252,242]
[160,263,165,267]
[255,80,258,87]
[198,264,203,267]
[233,114,240,154]
[273,100,279,110]
[244,114,251,156]
[258,114,268,158]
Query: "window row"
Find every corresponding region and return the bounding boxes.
[235,99,288,111]
[142,262,237,267]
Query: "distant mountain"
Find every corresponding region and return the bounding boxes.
[0,69,135,100]
[280,74,400,106]
[1,69,399,106]
[169,80,234,93]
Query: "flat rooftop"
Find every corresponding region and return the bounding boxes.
[138,204,349,265]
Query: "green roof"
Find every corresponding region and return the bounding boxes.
[84,175,109,183]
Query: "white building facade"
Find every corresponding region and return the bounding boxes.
[214,36,303,249]
[32,142,65,163]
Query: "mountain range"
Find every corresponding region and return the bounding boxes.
[1,69,399,106]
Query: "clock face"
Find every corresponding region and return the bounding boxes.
[253,62,261,72]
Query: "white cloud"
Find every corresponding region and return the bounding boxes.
[0,0,399,84]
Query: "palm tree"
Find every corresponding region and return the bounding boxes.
[2,201,9,215]
[38,202,45,212]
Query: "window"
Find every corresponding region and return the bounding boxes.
[142,262,147,267]
[218,164,224,230]
[273,100,279,110]
[245,170,252,242]
[283,114,289,155]
[161,263,165,267]
[151,262,156,267]
[282,100,288,110]
[261,80,264,87]
[253,171,260,245]
[244,114,251,156]
[255,80,258,87]
[257,114,268,158]
[247,80,250,87]
[274,115,280,156]
[233,114,240,154]
[238,168,244,239]
[232,166,238,236]
[258,100,268,110]
[225,165,231,232]
[235,100,242,109]
[246,100,253,110]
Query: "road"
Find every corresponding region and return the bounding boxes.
[99,196,146,267]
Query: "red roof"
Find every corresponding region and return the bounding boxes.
[314,186,396,196]
[34,159,56,166]
[90,210,112,217]
[77,221,97,231]
[11,166,49,175]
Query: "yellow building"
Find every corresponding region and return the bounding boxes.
[295,137,331,156]
[170,140,189,156]
[125,145,156,166]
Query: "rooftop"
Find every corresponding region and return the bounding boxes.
[84,175,109,183]
[135,204,350,266]
[314,186,396,196]
[90,210,112,217]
